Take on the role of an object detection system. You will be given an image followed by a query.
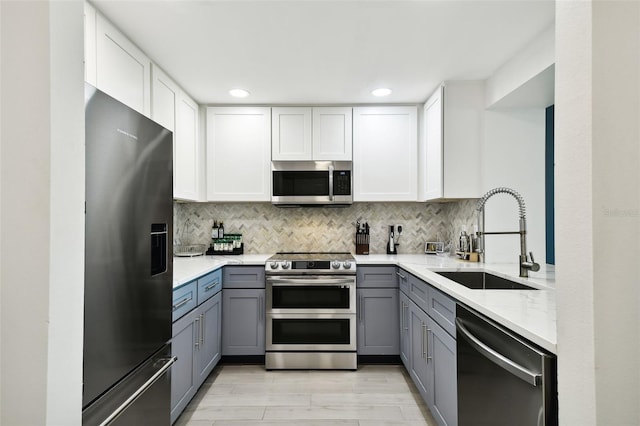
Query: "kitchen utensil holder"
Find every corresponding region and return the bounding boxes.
[355,232,370,255]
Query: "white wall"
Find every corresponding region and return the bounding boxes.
[0,1,84,424]
[481,109,546,264]
[486,24,555,109]
[556,0,640,424]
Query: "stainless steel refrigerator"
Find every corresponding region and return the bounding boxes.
[83,84,175,425]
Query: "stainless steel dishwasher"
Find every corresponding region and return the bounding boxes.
[456,305,557,426]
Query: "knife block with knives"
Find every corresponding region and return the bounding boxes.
[355,221,370,255]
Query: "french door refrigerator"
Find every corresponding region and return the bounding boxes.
[83,84,175,425]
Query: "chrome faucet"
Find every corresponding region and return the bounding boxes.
[476,187,540,277]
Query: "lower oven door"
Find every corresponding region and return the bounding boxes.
[266,313,356,352]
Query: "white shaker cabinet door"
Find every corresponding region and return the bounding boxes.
[151,65,177,132]
[175,94,200,201]
[422,86,444,200]
[313,107,352,161]
[95,13,151,116]
[272,107,312,161]
[353,106,418,201]
[206,107,271,201]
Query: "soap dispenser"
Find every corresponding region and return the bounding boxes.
[387,225,396,254]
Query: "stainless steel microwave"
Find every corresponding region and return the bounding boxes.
[271,161,353,206]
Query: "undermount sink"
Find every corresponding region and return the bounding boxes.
[435,271,537,290]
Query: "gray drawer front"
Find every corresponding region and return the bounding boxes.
[397,268,410,295]
[357,266,399,288]
[427,286,456,336]
[172,281,197,322]
[408,273,429,312]
[223,266,265,289]
[197,268,222,305]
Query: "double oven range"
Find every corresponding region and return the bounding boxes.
[265,252,357,370]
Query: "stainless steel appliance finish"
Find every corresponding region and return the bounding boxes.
[83,84,174,425]
[456,305,557,426]
[271,161,353,206]
[265,252,357,369]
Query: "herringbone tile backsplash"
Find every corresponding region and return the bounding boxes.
[174,200,477,255]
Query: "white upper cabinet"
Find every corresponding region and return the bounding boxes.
[95,12,151,116]
[353,106,418,201]
[206,107,271,201]
[151,65,201,201]
[272,107,312,160]
[151,65,178,131]
[419,81,483,201]
[312,107,352,161]
[175,95,200,201]
[272,107,353,161]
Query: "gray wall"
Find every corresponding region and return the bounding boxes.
[174,200,477,255]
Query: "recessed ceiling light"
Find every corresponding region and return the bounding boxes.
[371,88,392,97]
[229,89,250,98]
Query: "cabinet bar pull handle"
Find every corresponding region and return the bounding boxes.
[426,328,432,361]
[200,313,205,346]
[404,304,409,331]
[173,296,192,311]
[194,317,200,349]
[421,323,426,359]
[396,271,406,280]
[400,302,404,331]
[204,281,218,291]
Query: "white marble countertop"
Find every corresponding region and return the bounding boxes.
[173,254,271,288]
[173,253,557,354]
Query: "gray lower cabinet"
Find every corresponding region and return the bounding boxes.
[427,316,457,426]
[222,288,265,355]
[356,266,399,356]
[399,290,411,368]
[409,300,430,399]
[170,291,222,424]
[408,294,457,426]
[356,288,399,355]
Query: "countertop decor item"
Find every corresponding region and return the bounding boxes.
[174,244,207,257]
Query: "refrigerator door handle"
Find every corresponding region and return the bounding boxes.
[99,356,177,426]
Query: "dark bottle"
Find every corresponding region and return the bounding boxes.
[218,221,224,239]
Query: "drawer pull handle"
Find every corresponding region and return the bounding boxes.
[396,271,407,280]
[204,281,219,291]
[172,296,192,311]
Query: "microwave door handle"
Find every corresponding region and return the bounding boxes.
[328,164,334,202]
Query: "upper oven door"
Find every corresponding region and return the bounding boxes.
[271,161,352,205]
[266,275,356,314]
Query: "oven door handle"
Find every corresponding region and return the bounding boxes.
[268,278,355,286]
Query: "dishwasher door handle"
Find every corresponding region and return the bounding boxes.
[455,318,541,386]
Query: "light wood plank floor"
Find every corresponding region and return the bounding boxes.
[174,364,438,426]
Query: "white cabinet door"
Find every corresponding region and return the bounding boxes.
[419,81,483,201]
[272,107,312,161]
[422,87,444,200]
[151,65,177,132]
[83,1,97,86]
[206,107,271,201]
[175,94,200,201]
[96,13,151,116]
[353,106,418,201]
[313,107,352,161]
[151,65,200,201]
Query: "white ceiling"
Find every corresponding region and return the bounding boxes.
[93,0,555,105]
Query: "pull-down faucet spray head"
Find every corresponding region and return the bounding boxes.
[475,187,539,277]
